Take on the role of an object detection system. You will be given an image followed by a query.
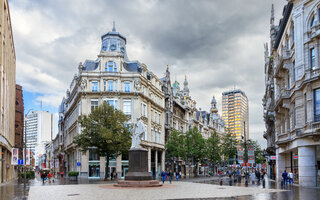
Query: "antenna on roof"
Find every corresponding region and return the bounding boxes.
[112,21,116,32]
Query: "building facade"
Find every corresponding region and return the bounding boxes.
[161,66,225,176]
[56,25,165,179]
[265,0,320,187]
[25,111,55,169]
[15,85,24,158]
[222,90,249,142]
[0,0,16,183]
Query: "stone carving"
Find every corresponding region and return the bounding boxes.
[131,119,146,149]
[134,80,141,91]
[80,79,87,91]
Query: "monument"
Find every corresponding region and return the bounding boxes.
[115,119,162,187]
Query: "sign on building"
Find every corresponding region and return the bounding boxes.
[11,148,18,165]
[23,149,31,165]
[248,145,255,164]
[55,159,59,169]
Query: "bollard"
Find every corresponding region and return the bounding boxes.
[220,179,223,186]
[229,179,232,186]
[245,178,248,187]
[262,179,265,188]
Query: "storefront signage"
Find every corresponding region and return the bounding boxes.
[293,155,298,159]
[270,156,276,160]
[77,162,81,166]
[18,159,23,165]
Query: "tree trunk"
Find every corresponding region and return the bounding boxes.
[105,154,110,180]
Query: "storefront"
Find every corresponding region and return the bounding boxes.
[88,148,100,178]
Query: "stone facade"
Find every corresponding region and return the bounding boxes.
[15,85,24,157]
[0,0,16,184]
[161,66,225,176]
[55,25,165,180]
[265,1,320,187]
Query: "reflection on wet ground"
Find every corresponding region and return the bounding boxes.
[195,178,320,200]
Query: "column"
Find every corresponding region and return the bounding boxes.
[116,154,122,179]
[100,156,105,180]
[155,150,158,178]
[148,147,151,172]
[161,150,165,171]
[276,149,285,184]
[298,146,316,187]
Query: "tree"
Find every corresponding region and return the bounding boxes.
[73,102,131,180]
[206,130,221,174]
[166,130,186,170]
[221,133,237,165]
[241,140,265,165]
[185,127,206,177]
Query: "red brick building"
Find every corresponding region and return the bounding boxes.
[15,84,24,159]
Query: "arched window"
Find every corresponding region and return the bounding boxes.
[311,16,315,27]
[105,61,117,72]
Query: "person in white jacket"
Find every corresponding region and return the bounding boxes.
[288,171,293,185]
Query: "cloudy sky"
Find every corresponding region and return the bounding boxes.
[10,0,287,147]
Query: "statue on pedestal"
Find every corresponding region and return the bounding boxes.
[131,119,146,149]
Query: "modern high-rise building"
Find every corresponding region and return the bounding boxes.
[25,111,55,168]
[222,89,249,141]
[0,0,16,184]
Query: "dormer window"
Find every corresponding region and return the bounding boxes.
[105,62,117,72]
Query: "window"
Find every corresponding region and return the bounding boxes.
[155,130,158,143]
[151,129,154,142]
[158,113,161,124]
[105,99,118,109]
[141,102,147,117]
[124,82,130,92]
[155,111,157,122]
[305,94,307,123]
[311,48,315,69]
[115,80,118,91]
[159,132,161,144]
[123,100,131,115]
[92,81,98,92]
[108,80,113,91]
[105,61,117,72]
[311,16,315,27]
[91,99,98,111]
[314,89,320,122]
[89,148,99,161]
[151,109,153,121]
[103,80,107,91]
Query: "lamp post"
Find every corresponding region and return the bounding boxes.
[24,109,33,192]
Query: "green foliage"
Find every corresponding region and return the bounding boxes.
[20,171,35,179]
[73,102,131,179]
[185,127,206,163]
[166,130,186,159]
[68,171,79,177]
[221,133,237,162]
[206,131,221,164]
[241,140,265,164]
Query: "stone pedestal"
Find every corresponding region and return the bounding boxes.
[115,148,161,187]
[125,148,152,181]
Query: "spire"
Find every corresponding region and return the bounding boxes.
[264,42,269,59]
[270,4,274,26]
[112,21,116,32]
[183,75,189,93]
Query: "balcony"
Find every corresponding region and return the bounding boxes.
[275,89,290,109]
[311,68,320,79]
[307,24,320,39]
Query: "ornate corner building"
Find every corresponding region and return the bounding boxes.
[54,25,165,179]
[264,0,320,187]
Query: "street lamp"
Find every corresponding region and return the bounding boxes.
[24,108,33,192]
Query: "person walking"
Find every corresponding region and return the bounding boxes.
[288,171,293,185]
[175,171,179,182]
[161,170,166,184]
[282,170,288,186]
[41,172,47,184]
[168,170,173,184]
[60,171,64,178]
[48,172,52,183]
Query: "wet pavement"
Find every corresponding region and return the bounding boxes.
[1,175,320,199]
[193,176,320,200]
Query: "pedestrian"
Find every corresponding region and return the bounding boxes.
[256,170,261,183]
[282,170,288,186]
[176,171,179,181]
[168,170,173,184]
[179,171,182,179]
[111,171,114,180]
[250,171,255,184]
[41,172,46,184]
[48,172,52,183]
[288,171,293,185]
[161,170,166,184]
[61,171,64,178]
